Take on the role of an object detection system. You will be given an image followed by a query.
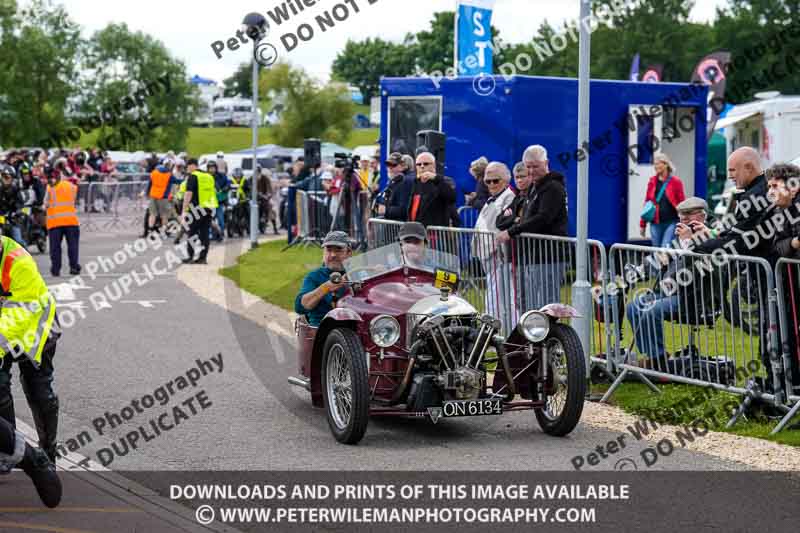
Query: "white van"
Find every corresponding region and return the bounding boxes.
[715,92,800,169]
[212,97,256,127]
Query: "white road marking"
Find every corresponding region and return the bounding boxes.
[119,299,167,308]
[48,282,93,302]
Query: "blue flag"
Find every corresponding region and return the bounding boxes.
[456,0,496,76]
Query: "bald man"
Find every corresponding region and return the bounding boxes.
[695,146,770,257]
[407,152,456,227]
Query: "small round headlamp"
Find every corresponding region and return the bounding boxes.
[518,311,550,343]
[370,315,401,348]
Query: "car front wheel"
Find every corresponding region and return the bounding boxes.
[534,323,586,437]
[321,327,369,444]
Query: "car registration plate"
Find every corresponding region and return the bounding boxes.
[428,398,502,423]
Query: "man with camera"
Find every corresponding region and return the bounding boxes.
[407,152,456,228]
[377,152,413,222]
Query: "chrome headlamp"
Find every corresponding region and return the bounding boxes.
[370,315,401,348]
[518,311,550,343]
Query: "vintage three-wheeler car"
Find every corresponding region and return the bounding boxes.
[289,242,586,444]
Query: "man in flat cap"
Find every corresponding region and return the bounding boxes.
[295,231,352,327]
[674,196,712,249]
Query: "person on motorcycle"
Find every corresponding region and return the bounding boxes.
[18,164,46,252]
[0,165,25,246]
[241,167,279,234]
[227,168,246,237]
[207,161,230,242]
[19,164,44,206]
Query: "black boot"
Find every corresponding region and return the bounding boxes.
[20,442,62,508]
[28,396,59,464]
[0,395,15,428]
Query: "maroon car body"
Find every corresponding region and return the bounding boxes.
[291,243,586,444]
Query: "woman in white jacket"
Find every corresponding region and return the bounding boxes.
[471,162,517,333]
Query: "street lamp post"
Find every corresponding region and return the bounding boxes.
[242,12,269,250]
[572,0,592,376]
[249,47,260,250]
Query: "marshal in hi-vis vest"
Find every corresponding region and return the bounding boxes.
[0,236,57,365]
[192,171,219,210]
[45,181,79,230]
[149,168,172,199]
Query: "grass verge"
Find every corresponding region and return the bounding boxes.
[600,381,800,447]
[219,239,322,312]
[80,127,380,156]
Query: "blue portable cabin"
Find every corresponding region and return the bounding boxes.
[378,75,708,245]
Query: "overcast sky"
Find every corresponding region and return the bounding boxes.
[54,0,728,84]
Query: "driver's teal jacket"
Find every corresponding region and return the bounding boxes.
[294,266,347,327]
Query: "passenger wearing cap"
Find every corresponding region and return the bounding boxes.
[295,231,353,327]
[377,152,413,221]
[398,222,427,265]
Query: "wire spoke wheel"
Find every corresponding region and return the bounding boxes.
[534,323,586,437]
[321,328,369,444]
[542,338,568,420]
[326,344,352,428]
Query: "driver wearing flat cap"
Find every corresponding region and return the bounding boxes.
[295,231,352,327]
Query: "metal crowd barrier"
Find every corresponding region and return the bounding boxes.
[82,180,149,231]
[773,258,800,433]
[418,226,612,366]
[457,206,479,228]
[367,218,404,249]
[599,243,788,427]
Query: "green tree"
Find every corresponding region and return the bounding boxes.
[331,37,415,100]
[260,63,353,146]
[223,62,253,98]
[80,22,199,151]
[0,0,82,147]
[713,0,800,102]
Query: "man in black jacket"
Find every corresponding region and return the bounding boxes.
[407,152,456,227]
[695,147,770,257]
[693,148,775,390]
[497,145,568,309]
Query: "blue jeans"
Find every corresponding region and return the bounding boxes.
[650,221,676,248]
[626,293,681,360]
[8,225,25,247]
[215,206,225,237]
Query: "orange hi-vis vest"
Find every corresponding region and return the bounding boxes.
[149,168,171,199]
[45,181,79,230]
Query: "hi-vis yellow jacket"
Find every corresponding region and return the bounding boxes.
[0,236,57,365]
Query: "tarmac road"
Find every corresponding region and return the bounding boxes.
[0,220,755,530]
